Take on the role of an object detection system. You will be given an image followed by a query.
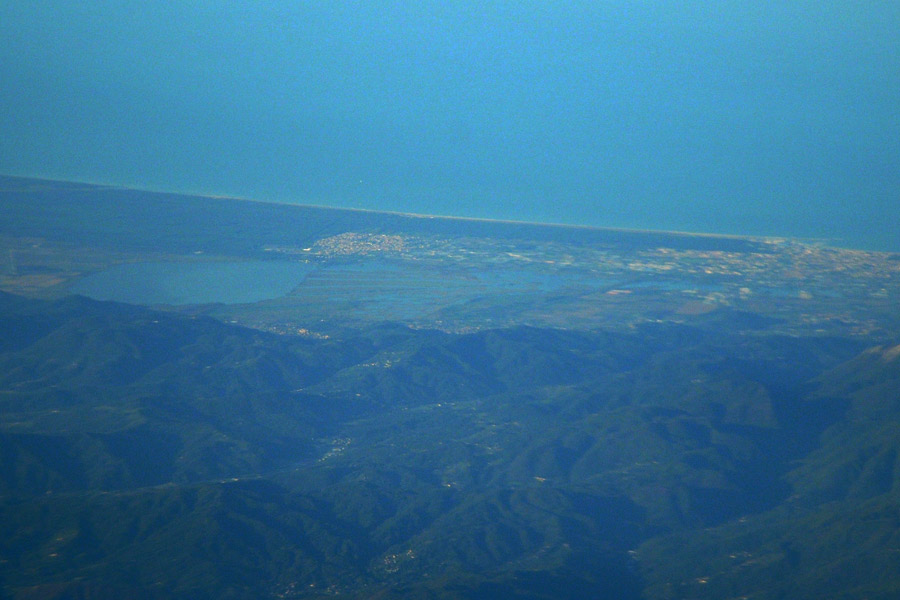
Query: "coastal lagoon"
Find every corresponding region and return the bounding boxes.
[71,260,316,305]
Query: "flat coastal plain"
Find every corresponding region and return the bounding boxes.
[1,175,898,339]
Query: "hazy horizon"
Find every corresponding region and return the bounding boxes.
[3,2,899,251]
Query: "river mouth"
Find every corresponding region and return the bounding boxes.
[69,260,316,305]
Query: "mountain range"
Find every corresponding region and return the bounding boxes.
[1,290,897,599]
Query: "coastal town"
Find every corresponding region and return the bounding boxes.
[257,230,900,338]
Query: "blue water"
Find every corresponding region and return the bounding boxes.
[71,261,316,305]
[2,4,899,251]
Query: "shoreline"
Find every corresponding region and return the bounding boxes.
[0,172,868,253]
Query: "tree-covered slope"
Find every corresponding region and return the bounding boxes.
[1,291,895,599]
[638,341,900,600]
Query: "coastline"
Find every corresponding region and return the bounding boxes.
[0,172,884,254]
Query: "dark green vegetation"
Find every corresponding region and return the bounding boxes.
[1,176,900,599]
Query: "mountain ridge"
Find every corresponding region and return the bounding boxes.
[0,291,893,598]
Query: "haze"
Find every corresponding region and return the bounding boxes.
[2,1,899,250]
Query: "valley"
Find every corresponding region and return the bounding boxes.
[0,176,899,599]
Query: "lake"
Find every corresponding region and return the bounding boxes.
[70,260,316,305]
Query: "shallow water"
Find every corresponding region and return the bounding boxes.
[71,261,316,305]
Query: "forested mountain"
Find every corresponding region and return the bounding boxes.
[1,176,898,599]
[639,343,900,600]
[2,291,896,599]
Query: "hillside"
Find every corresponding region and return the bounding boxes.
[1,176,899,599]
[638,344,900,600]
[2,292,893,599]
